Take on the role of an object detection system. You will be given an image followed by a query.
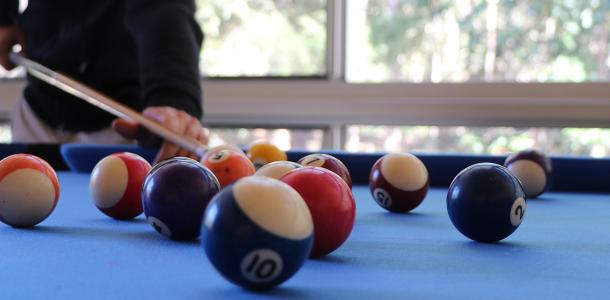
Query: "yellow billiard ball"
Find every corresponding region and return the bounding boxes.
[246,141,288,169]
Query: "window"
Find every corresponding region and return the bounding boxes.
[209,127,326,151]
[346,0,610,83]
[346,125,610,157]
[195,0,327,77]
[0,121,12,143]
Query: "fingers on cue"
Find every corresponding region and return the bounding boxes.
[153,113,182,163]
[153,111,208,163]
[111,119,140,140]
[144,108,205,163]
[185,126,207,161]
[175,115,202,158]
[200,126,210,146]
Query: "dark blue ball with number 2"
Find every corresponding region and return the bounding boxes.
[202,176,313,289]
[447,163,526,243]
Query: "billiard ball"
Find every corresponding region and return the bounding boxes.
[0,154,59,227]
[142,157,220,240]
[447,163,526,243]
[369,153,429,213]
[254,161,301,180]
[201,149,255,188]
[202,176,313,290]
[298,153,352,188]
[90,152,151,220]
[504,149,552,198]
[281,167,355,257]
[246,141,288,169]
[201,144,244,162]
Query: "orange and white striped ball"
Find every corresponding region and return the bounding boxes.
[201,144,244,162]
[201,149,256,188]
[0,154,60,227]
[90,152,151,220]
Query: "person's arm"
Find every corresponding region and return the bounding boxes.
[0,0,21,70]
[114,0,207,162]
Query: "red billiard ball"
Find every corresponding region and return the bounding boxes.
[202,176,313,289]
[281,167,355,257]
[0,154,59,227]
[504,149,552,198]
[90,152,151,220]
[201,149,256,188]
[369,153,429,213]
[254,161,301,180]
[142,157,220,240]
[298,153,352,188]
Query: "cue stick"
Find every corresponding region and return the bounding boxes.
[10,52,208,158]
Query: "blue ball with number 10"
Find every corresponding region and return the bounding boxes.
[201,176,314,290]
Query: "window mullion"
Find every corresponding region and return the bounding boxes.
[327,0,346,82]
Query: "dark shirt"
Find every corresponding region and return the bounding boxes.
[0,0,203,132]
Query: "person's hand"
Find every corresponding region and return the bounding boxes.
[112,106,209,164]
[0,25,25,70]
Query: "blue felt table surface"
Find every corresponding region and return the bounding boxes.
[1,172,610,299]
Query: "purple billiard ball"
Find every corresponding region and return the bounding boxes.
[369,153,429,213]
[202,176,313,290]
[142,157,220,240]
[504,149,552,198]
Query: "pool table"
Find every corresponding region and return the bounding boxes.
[1,144,610,299]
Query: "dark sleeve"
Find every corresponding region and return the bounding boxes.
[0,0,19,26]
[124,0,204,118]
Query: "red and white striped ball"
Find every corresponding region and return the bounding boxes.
[369,153,429,213]
[90,152,151,220]
[0,154,60,227]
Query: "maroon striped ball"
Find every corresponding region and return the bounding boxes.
[298,153,352,188]
[504,149,552,198]
[369,153,429,213]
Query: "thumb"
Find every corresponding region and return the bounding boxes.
[112,118,140,140]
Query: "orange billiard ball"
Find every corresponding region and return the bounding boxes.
[201,144,244,162]
[0,154,60,227]
[201,149,255,188]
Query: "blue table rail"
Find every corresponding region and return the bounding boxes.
[0,143,605,192]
